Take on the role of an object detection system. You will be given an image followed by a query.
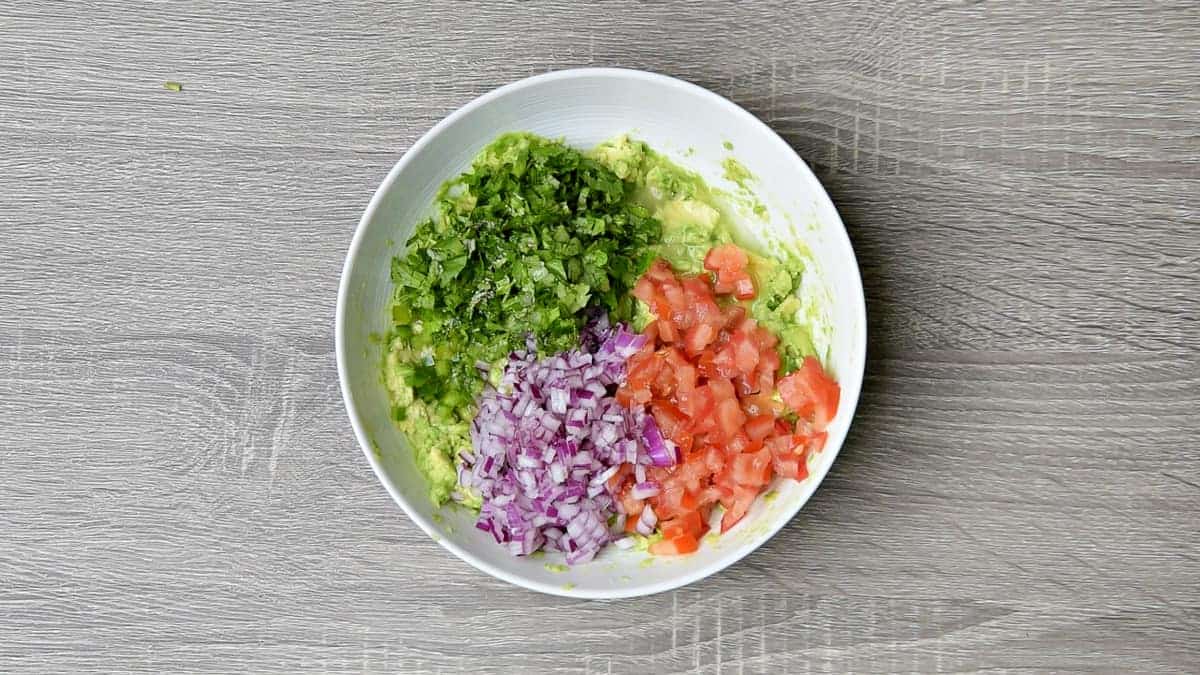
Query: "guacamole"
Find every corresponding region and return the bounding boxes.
[384,133,827,506]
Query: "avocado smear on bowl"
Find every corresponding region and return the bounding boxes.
[382,133,823,506]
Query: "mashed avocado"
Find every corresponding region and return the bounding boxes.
[384,336,476,505]
[591,135,820,370]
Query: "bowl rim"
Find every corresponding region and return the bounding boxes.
[336,66,867,599]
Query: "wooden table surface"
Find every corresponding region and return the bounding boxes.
[2,2,1197,672]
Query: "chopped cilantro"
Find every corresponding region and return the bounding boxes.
[387,133,661,408]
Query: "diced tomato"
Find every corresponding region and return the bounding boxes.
[649,533,700,555]
[732,373,757,397]
[707,377,736,403]
[657,317,678,343]
[754,326,779,350]
[662,346,689,370]
[607,463,633,492]
[639,320,659,345]
[714,398,745,440]
[744,414,775,441]
[624,511,643,533]
[766,431,820,481]
[732,448,772,487]
[701,444,725,473]
[632,276,656,304]
[738,392,779,418]
[777,356,841,430]
[661,510,706,540]
[704,243,749,275]
[653,486,699,519]
[719,303,743,327]
[626,351,659,391]
[651,399,688,440]
[621,256,840,557]
[645,259,675,283]
[684,322,717,356]
[792,430,827,458]
[772,455,807,481]
[725,431,751,454]
[712,346,737,378]
[619,489,644,518]
[733,274,756,300]
[720,486,759,533]
[732,334,760,373]
[696,349,718,380]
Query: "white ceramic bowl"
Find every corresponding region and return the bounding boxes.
[337,68,866,599]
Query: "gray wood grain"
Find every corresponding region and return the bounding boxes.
[1,1,1197,672]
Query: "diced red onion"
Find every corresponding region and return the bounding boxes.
[630,481,661,500]
[635,505,658,536]
[460,322,657,565]
[641,416,676,467]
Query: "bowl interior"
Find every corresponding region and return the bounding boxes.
[338,69,866,598]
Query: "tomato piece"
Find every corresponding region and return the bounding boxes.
[626,351,660,391]
[657,317,678,343]
[689,390,717,434]
[721,304,746,328]
[767,432,819,481]
[703,244,749,275]
[619,489,644,518]
[632,276,656,304]
[624,511,643,533]
[772,455,807,481]
[733,273,756,300]
[661,510,705,539]
[650,533,700,555]
[662,346,689,370]
[720,486,758,533]
[654,486,699,519]
[793,430,827,457]
[702,444,725,474]
[645,259,675,283]
[675,363,697,391]
[740,392,780,418]
[777,356,841,430]
[683,322,717,356]
[651,399,689,439]
[758,343,781,369]
[607,463,633,492]
[753,326,779,350]
[732,334,760,374]
[725,431,751,455]
[733,373,758,396]
[697,349,719,380]
[691,296,723,329]
[744,414,776,441]
[715,345,740,378]
[732,448,772,487]
[716,398,746,440]
[708,377,736,402]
